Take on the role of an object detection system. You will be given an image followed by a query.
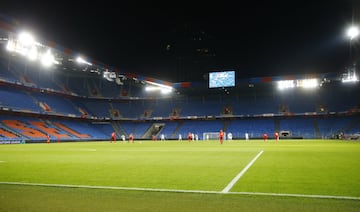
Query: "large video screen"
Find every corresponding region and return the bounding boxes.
[209,70,235,88]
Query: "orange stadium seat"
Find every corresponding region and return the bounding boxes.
[2,120,47,138]
[0,128,19,138]
[30,121,71,139]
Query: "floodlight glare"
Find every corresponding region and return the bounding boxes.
[6,40,15,52]
[277,80,295,90]
[41,49,54,67]
[300,79,319,88]
[145,81,173,90]
[145,86,158,91]
[18,32,35,46]
[145,85,173,94]
[27,46,38,61]
[347,26,359,40]
[342,71,359,83]
[161,88,172,94]
[76,56,92,66]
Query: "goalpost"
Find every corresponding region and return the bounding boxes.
[203,132,224,141]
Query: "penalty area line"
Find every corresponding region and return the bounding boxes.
[0,181,359,201]
[221,150,264,193]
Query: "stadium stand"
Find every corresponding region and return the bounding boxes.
[0,41,359,142]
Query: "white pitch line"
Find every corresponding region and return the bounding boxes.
[0,181,218,194]
[0,181,359,201]
[221,150,264,193]
[228,191,360,201]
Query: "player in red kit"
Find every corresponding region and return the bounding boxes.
[263,133,268,142]
[188,132,192,142]
[111,132,116,143]
[46,134,50,144]
[129,133,134,143]
[219,130,224,144]
[274,132,279,142]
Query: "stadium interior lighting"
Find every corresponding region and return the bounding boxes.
[145,86,159,91]
[144,81,173,94]
[27,46,38,61]
[5,39,15,52]
[4,31,59,67]
[277,79,319,90]
[41,49,55,67]
[347,26,359,40]
[18,32,35,46]
[76,56,92,66]
[277,80,295,90]
[342,71,359,83]
[161,88,172,94]
[299,78,319,89]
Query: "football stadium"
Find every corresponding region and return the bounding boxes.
[1,10,360,211]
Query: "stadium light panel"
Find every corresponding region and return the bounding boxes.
[76,56,92,66]
[145,86,158,91]
[18,32,35,46]
[277,79,320,90]
[161,88,172,94]
[347,26,359,40]
[299,79,319,89]
[277,80,295,90]
[342,71,359,83]
[41,49,54,67]
[145,81,173,90]
[27,46,38,61]
[145,84,173,94]
[6,40,15,52]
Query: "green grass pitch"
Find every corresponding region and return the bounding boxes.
[1,140,360,211]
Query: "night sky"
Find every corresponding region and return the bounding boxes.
[1,1,359,82]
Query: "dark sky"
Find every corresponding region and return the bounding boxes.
[1,1,359,82]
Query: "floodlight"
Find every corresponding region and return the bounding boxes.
[41,49,54,67]
[145,81,173,90]
[18,32,35,46]
[145,85,173,94]
[6,40,15,52]
[161,88,172,94]
[145,86,158,91]
[76,56,92,66]
[300,79,319,88]
[27,46,38,60]
[342,71,359,83]
[277,80,295,90]
[347,26,359,40]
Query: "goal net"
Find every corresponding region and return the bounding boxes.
[203,132,224,140]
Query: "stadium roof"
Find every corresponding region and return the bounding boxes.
[0,1,359,87]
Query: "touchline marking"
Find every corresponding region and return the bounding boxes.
[0,181,359,201]
[221,150,264,193]
[0,181,218,194]
[228,191,360,201]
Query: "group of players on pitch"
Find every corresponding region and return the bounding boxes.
[110,130,280,144]
[209,130,280,144]
[110,132,134,143]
